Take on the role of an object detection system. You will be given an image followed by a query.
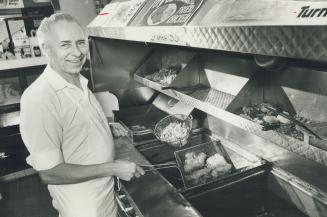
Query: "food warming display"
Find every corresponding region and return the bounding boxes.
[88,1,327,217]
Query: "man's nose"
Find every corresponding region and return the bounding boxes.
[72,44,83,57]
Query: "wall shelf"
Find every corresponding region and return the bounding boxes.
[0,56,47,71]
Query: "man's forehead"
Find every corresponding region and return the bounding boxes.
[49,21,86,41]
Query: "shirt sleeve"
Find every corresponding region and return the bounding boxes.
[20,94,64,171]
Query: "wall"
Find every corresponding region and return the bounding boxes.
[58,0,97,27]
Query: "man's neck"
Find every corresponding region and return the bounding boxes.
[50,63,82,89]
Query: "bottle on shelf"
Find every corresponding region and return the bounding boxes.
[0,42,3,60]
[30,29,42,57]
[2,40,15,60]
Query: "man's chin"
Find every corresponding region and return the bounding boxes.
[66,66,83,75]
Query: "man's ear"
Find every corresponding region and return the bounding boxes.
[40,43,51,58]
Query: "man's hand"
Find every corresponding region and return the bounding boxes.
[112,160,145,181]
[109,122,129,138]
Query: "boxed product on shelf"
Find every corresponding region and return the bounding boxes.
[12,34,31,58]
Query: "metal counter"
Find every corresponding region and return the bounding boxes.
[114,136,202,217]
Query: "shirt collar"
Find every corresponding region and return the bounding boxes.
[43,65,89,92]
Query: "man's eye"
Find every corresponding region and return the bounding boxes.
[61,44,71,48]
[77,41,86,47]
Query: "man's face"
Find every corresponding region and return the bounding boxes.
[45,21,88,75]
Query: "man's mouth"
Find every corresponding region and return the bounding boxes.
[67,58,83,64]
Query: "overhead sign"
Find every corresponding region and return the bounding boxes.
[201,0,327,26]
[88,0,146,27]
[106,0,146,26]
[142,0,204,26]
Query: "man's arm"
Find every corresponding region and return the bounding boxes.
[39,160,144,185]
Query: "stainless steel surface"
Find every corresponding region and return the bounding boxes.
[208,115,327,217]
[88,25,327,63]
[135,74,235,110]
[152,94,194,116]
[89,37,155,107]
[274,65,327,123]
[201,52,256,96]
[268,167,327,217]
[114,137,202,217]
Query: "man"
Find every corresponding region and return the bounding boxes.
[20,13,144,217]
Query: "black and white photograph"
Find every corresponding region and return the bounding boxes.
[0,0,327,217]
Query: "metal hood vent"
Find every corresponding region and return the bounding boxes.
[88,0,327,62]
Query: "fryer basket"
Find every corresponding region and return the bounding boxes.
[174,140,236,189]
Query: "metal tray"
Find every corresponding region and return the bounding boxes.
[174,140,236,189]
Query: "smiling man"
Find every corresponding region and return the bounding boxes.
[19,13,144,217]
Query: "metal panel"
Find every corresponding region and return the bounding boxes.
[206,114,327,193]
[268,168,327,217]
[115,137,202,217]
[88,25,327,62]
[89,37,156,107]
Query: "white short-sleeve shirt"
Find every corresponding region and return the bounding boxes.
[20,65,117,217]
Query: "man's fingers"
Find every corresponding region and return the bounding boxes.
[111,124,128,137]
[136,165,145,175]
[134,172,141,178]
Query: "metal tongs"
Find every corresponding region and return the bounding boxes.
[140,161,178,172]
[263,104,325,141]
[161,84,207,92]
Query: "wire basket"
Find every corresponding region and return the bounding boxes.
[174,140,236,189]
[154,114,192,148]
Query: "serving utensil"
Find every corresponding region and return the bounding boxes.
[263,104,326,141]
[141,161,178,172]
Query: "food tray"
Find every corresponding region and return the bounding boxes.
[134,48,196,86]
[174,140,236,188]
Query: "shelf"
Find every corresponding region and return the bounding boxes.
[0,111,20,128]
[0,56,47,71]
[135,74,235,112]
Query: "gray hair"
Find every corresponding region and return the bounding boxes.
[37,13,84,46]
